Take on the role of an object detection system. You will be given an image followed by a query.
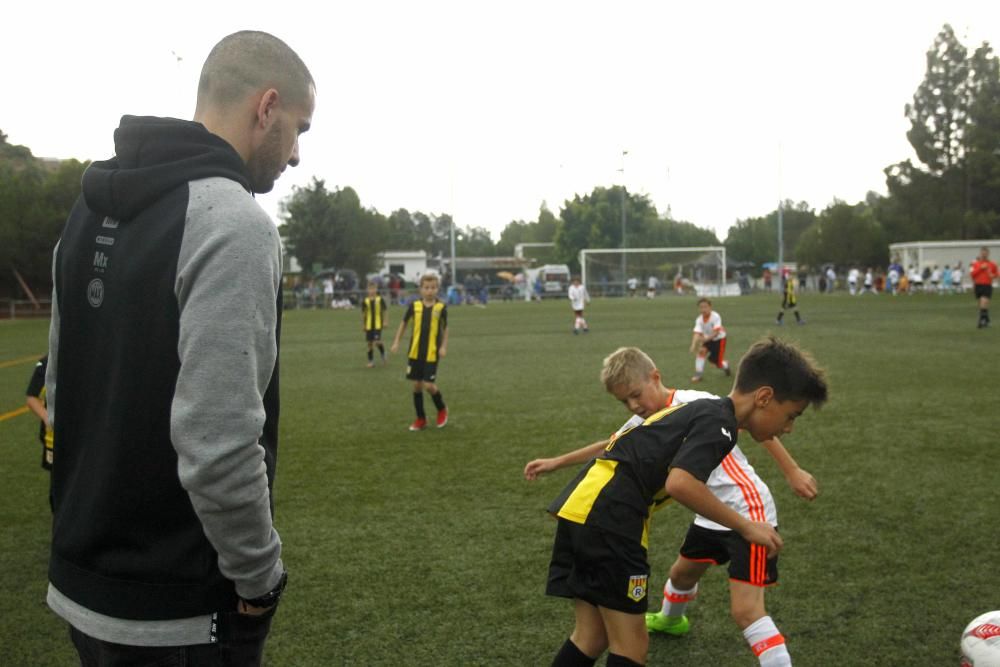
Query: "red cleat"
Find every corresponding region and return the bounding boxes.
[436,408,449,428]
[408,418,427,431]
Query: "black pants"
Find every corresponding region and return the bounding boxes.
[69,607,275,666]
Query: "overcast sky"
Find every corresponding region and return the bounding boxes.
[4,1,998,241]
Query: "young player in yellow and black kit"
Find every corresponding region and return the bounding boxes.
[775,272,804,325]
[390,273,449,431]
[543,337,827,667]
[362,281,389,367]
[25,355,54,510]
[25,355,54,471]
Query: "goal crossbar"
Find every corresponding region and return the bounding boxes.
[579,246,727,296]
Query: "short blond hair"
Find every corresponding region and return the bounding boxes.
[600,347,656,391]
[419,272,440,286]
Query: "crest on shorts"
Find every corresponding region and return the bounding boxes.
[627,574,648,602]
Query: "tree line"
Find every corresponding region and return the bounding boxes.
[2,24,997,298]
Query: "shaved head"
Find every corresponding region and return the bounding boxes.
[197,31,314,111]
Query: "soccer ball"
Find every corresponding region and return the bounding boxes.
[961,611,1000,666]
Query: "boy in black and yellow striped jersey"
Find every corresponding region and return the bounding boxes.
[390,272,449,431]
[542,337,827,667]
[362,282,389,367]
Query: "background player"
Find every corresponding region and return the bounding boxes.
[568,276,591,334]
[775,271,804,326]
[25,355,53,472]
[390,272,449,430]
[362,281,389,366]
[690,298,730,382]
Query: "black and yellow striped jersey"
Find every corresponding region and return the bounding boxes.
[782,277,797,307]
[362,295,388,331]
[547,397,737,548]
[403,299,447,362]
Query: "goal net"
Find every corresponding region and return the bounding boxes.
[579,246,730,297]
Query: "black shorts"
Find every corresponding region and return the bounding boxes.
[365,330,383,342]
[678,523,778,587]
[702,338,727,367]
[974,284,993,299]
[546,519,650,614]
[406,359,438,382]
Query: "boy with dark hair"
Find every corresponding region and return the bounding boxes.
[541,337,827,666]
[690,298,730,382]
[525,346,819,666]
[362,281,389,367]
[390,272,449,430]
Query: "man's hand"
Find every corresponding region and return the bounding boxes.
[237,599,271,617]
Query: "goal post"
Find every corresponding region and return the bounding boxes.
[579,246,729,297]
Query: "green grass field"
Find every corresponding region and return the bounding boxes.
[1,291,997,665]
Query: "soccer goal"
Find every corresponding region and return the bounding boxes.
[579,246,730,297]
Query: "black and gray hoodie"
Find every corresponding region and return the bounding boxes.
[46,115,283,644]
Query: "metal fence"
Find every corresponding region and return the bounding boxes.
[1,300,52,320]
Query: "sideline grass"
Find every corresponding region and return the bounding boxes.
[1,292,996,665]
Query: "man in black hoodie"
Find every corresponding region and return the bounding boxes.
[46,31,314,665]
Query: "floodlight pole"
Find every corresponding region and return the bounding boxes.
[620,150,628,292]
[450,215,456,287]
[777,200,784,281]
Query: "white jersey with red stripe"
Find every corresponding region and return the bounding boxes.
[614,388,776,532]
[693,310,726,340]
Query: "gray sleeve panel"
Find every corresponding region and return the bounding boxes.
[46,240,60,430]
[172,177,283,600]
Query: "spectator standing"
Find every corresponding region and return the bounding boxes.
[45,31,314,664]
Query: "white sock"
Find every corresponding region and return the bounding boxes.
[743,616,791,666]
[660,579,697,617]
[695,357,706,374]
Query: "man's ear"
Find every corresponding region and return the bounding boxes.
[255,89,281,129]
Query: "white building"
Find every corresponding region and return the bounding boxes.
[377,250,429,285]
[889,240,1000,287]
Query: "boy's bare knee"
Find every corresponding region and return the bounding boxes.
[730,599,766,630]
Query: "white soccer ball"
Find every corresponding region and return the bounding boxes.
[961,611,1000,667]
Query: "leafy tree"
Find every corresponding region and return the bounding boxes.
[964,43,1000,235]
[724,201,816,266]
[496,204,560,262]
[882,25,1000,241]
[795,200,887,269]
[279,179,387,276]
[0,131,87,299]
[906,24,968,174]
[555,186,660,271]
[385,208,421,250]
[454,225,495,257]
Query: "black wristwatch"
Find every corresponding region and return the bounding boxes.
[242,570,288,609]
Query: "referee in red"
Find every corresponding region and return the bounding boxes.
[971,246,999,328]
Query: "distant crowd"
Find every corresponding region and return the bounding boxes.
[754,260,979,296]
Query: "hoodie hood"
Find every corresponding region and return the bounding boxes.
[82,115,251,220]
